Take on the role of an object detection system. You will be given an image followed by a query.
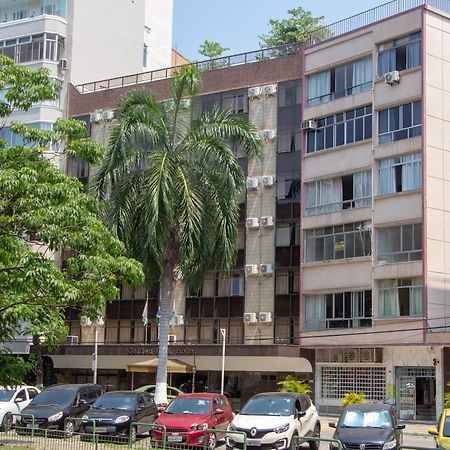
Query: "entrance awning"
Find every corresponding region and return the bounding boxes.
[126,358,193,374]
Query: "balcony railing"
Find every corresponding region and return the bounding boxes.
[304,317,372,331]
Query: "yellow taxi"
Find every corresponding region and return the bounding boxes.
[428,408,450,449]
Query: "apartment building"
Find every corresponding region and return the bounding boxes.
[52,0,450,420]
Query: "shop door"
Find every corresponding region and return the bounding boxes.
[398,376,416,420]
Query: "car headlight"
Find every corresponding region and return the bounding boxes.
[48,412,64,423]
[228,423,237,431]
[115,415,130,424]
[273,423,290,434]
[382,439,397,450]
[192,423,208,431]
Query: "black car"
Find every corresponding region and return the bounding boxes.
[18,384,102,437]
[81,391,158,443]
[329,403,405,450]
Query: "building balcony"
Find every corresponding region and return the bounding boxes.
[0,0,66,25]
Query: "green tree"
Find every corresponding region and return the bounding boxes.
[92,65,262,404]
[341,392,367,407]
[259,7,329,48]
[277,375,312,395]
[0,54,144,385]
[198,40,230,59]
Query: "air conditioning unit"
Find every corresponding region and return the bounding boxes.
[261,175,274,187]
[66,335,79,345]
[168,334,177,343]
[246,177,259,190]
[102,110,114,121]
[246,217,259,229]
[261,216,274,227]
[245,264,259,276]
[259,312,273,323]
[80,316,92,327]
[243,312,258,324]
[174,315,184,326]
[301,120,317,131]
[58,58,68,70]
[263,129,277,140]
[259,263,273,275]
[264,84,278,96]
[90,111,102,123]
[248,86,263,99]
[384,70,400,85]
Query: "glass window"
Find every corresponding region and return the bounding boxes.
[378,278,422,317]
[378,223,422,263]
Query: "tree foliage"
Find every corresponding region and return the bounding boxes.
[92,65,262,404]
[198,40,230,59]
[277,375,311,395]
[341,392,367,407]
[0,55,144,384]
[259,7,329,48]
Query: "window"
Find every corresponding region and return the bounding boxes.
[305,171,371,216]
[275,270,299,295]
[276,178,300,200]
[307,56,372,106]
[201,90,248,115]
[305,290,372,330]
[0,122,53,147]
[27,388,39,399]
[276,221,299,247]
[378,152,422,195]
[305,222,371,263]
[377,32,421,77]
[378,223,422,263]
[378,101,421,144]
[277,126,301,153]
[307,106,372,153]
[378,278,422,317]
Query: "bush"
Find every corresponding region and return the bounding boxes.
[277,375,311,395]
[342,392,366,407]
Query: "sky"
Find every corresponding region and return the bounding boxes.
[173,0,385,61]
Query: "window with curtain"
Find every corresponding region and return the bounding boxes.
[378,100,422,144]
[304,222,371,262]
[304,294,326,329]
[378,278,422,317]
[307,105,372,153]
[378,223,422,263]
[377,32,421,77]
[275,270,299,295]
[378,152,422,195]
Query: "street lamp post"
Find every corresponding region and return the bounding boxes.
[220,329,226,395]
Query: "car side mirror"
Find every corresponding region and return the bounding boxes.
[215,408,224,415]
[329,422,337,428]
[233,409,240,415]
[15,397,25,403]
[428,426,438,436]
[397,424,406,430]
[79,399,87,405]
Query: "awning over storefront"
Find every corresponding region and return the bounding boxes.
[126,358,193,374]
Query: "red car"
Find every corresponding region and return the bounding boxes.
[152,393,233,449]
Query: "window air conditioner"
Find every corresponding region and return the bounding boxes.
[259,263,273,275]
[66,335,79,345]
[259,312,273,323]
[246,177,259,190]
[58,58,68,70]
[168,334,177,343]
[261,175,274,187]
[264,84,278,96]
[248,86,263,99]
[90,111,102,123]
[263,129,277,140]
[102,110,114,121]
[245,264,259,276]
[301,120,317,131]
[246,217,259,229]
[243,312,257,324]
[384,71,400,85]
[260,216,274,227]
[80,316,92,327]
[174,315,184,326]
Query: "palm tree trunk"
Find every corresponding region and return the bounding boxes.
[154,261,174,405]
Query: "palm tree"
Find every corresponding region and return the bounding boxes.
[92,65,261,404]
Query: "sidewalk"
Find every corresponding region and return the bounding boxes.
[320,416,433,437]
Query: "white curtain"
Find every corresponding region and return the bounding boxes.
[276,223,291,247]
[378,279,399,317]
[202,276,215,297]
[379,159,395,195]
[377,48,395,77]
[402,153,422,191]
[407,40,421,69]
[319,178,342,213]
[305,295,326,329]
[305,183,317,216]
[353,170,372,207]
[351,291,363,327]
[352,57,372,93]
[410,278,423,315]
[308,71,331,106]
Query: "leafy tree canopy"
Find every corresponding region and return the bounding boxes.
[277,375,311,395]
[0,55,144,384]
[259,7,328,48]
[198,40,230,59]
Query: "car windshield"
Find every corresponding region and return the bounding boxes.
[340,410,393,428]
[443,417,450,437]
[93,394,136,410]
[164,397,210,415]
[0,390,15,402]
[240,396,293,416]
[30,389,75,407]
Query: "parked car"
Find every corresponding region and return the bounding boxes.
[153,393,233,449]
[17,383,101,437]
[227,392,321,450]
[428,408,450,449]
[0,386,40,432]
[81,391,158,443]
[135,384,184,401]
[329,403,405,450]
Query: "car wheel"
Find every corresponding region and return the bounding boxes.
[309,424,321,450]
[64,420,75,438]
[208,432,217,450]
[129,425,137,444]
[1,413,12,432]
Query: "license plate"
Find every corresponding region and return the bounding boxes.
[26,424,38,429]
[247,439,261,446]
[168,435,183,442]
[95,427,107,433]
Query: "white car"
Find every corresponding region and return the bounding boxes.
[227,392,321,450]
[0,386,41,431]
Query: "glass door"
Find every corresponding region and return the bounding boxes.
[398,375,416,420]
